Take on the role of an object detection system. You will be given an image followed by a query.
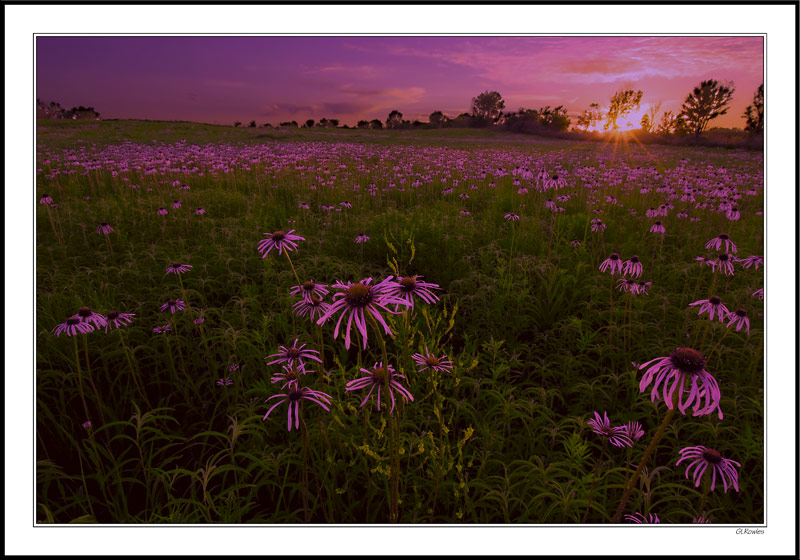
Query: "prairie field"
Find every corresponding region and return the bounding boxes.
[35,120,764,524]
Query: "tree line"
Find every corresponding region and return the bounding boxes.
[240,79,763,140]
[37,99,100,120]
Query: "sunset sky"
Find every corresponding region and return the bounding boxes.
[36,36,763,129]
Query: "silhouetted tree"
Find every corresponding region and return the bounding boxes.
[317,118,328,128]
[369,119,383,129]
[656,110,677,134]
[429,110,448,128]
[604,89,643,130]
[327,118,340,128]
[538,105,570,131]
[279,121,298,127]
[305,119,315,128]
[248,120,256,128]
[639,113,652,133]
[234,121,242,127]
[386,110,403,129]
[576,102,602,131]
[743,83,763,134]
[677,79,735,139]
[471,91,505,126]
[356,120,370,129]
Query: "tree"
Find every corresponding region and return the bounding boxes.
[538,105,570,131]
[369,119,383,130]
[743,83,763,133]
[305,119,315,128]
[677,79,735,139]
[327,118,340,128]
[429,110,448,128]
[655,110,677,134]
[639,113,652,133]
[234,121,242,127]
[647,101,662,131]
[604,89,643,130]
[356,120,370,129]
[386,110,403,129]
[471,91,505,126]
[248,120,256,128]
[576,102,602,131]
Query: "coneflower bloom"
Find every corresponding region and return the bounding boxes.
[290,280,329,302]
[157,208,168,215]
[705,233,737,254]
[693,515,712,523]
[689,296,730,323]
[316,277,409,350]
[637,281,652,295]
[726,207,740,221]
[590,219,606,232]
[52,316,95,337]
[623,421,645,442]
[263,385,332,432]
[340,201,352,208]
[172,200,182,209]
[193,317,205,325]
[355,232,370,243]
[504,213,520,221]
[194,207,206,215]
[75,306,107,329]
[571,240,581,248]
[638,348,722,419]
[159,298,186,313]
[736,255,763,270]
[104,311,135,332]
[216,378,234,387]
[726,309,751,333]
[345,362,414,413]
[599,253,624,275]
[714,253,735,276]
[292,295,330,322]
[384,275,441,310]
[624,512,660,523]
[152,324,171,334]
[586,411,633,448]
[649,221,666,234]
[676,446,740,493]
[270,363,307,389]
[96,222,114,235]
[39,194,53,205]
[82,420,93,430]
[165,262,192,275]
[266,338,322,368]
[695,256,716,271]
[616,277,637,293]
[257,229,305,257]
[460,210,471,216]
[623,255,643,278]
[411,348,454,374]
[752,288,764,300]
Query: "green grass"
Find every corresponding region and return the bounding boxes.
[36,121,763,524]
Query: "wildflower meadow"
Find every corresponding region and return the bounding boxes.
[35,120,763,524]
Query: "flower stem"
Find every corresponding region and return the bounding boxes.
[582,439,607,523]
[284,250,303,289]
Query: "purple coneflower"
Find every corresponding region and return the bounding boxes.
[695,256,716,271]
[290,279,329,302]
[676,446,740,493]
[153,324,171,334]
[96,222,114,235]
[623,421,645,442]
[693,515,712,524]
[165,262,192,275]
[689,296,730,323]
[172,200,181,209]
[193,317,205,325]
[216,378,234,387]
[624,512,660,523]
[726,308,750,333]
[316,277,409,350]
[75,306,107,329]
[705,233,737,254]
[263,385,332,432]
[599,253,624,275]
[460,210,471,216]
[104,311,135,332]
[623,255,643,278]
[616,277,636,293]
[649,221,666,234]
[82,420,93,430]
[355,232,370,244]
[714,253,735,276]
[194,207,206,215]
[340,201,352,208]
[52,316,95,337]
[257,229,305,257]
[292,295,330,322]
[345,362,414,413]
[266,338,322,368]
[504,213,520,221]
[157,208,168,215]
[736,255,763,270]
[411,348,454,374]
[159,298,185,313]
[571,240,581,248]
[384,275,441,311]
[270,363,307,389]
[752,288,764,300]
[40,194,54,205]
[726,207,740,221]
[637,281,652,296]
[586,411,633,448]
[590,219,606,232]
[638,348,722,419]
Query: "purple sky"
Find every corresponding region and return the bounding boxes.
[36,36,763,128]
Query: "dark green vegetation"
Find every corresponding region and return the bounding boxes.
[36,121,763,523]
